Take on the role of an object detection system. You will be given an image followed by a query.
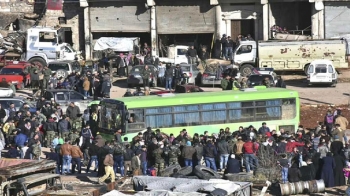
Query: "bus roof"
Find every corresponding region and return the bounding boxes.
[99,88,299,108]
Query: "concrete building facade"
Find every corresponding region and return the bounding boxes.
[0,0,82,51]
[79,0,350,60]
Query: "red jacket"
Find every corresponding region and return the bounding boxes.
[243,141,255,154]
[286,141,304,153]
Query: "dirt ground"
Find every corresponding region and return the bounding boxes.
[300,105,350,130]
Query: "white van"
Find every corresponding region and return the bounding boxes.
[306,59,338,87]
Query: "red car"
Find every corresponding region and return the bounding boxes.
[0,61,31,89]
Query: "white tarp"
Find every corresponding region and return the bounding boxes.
[93,37,139,51]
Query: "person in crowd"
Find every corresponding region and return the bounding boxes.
[322,152,336,187]
[98,149,115,184]
[182,141,195,167]
[224,154,241,175]
[203,140,217,171]
[131,151,141,176]
[278,153,290,183]
[288,162,301,183]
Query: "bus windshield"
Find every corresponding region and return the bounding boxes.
[99,101,125,132]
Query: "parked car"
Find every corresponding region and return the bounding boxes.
[200,65,238,86]
[48,60,81,79]
[306,59,337,87]
[178,63,200,84]
[0,62,31,89]
[0,96,36,113]
[34,89,91,114]
[127,65,158,88]
[150,84,204,95]
[247,68,277,87]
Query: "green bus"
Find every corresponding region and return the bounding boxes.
[91,87,299,140]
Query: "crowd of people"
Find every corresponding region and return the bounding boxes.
[1,85,350,188]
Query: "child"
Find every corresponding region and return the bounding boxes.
[277,153,290,183]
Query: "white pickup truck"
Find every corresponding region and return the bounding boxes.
[158,45,189,64]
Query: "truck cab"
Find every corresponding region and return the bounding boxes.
[26,27,78,68]
[158,45,189,64]
[232,41,257,76]
[306,59,337,87]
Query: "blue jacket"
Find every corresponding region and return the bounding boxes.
[15,133,28,147]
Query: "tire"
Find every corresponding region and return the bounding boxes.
[304,64,310,75]
[56,69,68,79]
[240,64,254,77]
[193,165,221,180]
[28,57,46,69]
[160,164,181,177]
[177,166,193,176]
[225,172,253,182]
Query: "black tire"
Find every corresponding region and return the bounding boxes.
[304,64,310,75]
[225,172,253,182]
[193,165,221,180]
[177,166,193,176]
[28,57,46,69]
[160,164,181,177]
[240,64,254,77]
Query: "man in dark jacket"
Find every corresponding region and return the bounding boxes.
[181,141,196,166]
[86,140,100,173]
[217,136,230,171]
[123,144,135,176]
[186,46,197,65]
[194,141,203,166]
[224,154,241,175]
[43,117,58,147]
[58,116,70,139]
[144,53,154,65]
[66,102,80,129]
[0,104,6,122]
[203,140,217,171]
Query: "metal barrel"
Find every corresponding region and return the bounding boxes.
[280,183,290,195]
[295,181,303,193]
[280,180,325,195]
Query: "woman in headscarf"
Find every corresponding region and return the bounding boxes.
[322,152,335,187]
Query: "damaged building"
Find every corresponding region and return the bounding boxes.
[0,0,83,51]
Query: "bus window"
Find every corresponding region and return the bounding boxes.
[282,98,296,120]
[145,107,172,128]
[201,103,226,124]
[256,100,281,121]
[100,102,124,131]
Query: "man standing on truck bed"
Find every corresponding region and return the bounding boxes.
[186,46,197,65]
[42,66,52,90]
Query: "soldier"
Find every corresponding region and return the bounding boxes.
[42,66,52,90]
[220,75,230,90]
[69,129,80,144]
[73,114,83,133]
[31,139,41,160]
[167,141,181,165]
[153,143,165,176]
[66,102,81,131]
[262,77,271,88]
[44,117,58,148]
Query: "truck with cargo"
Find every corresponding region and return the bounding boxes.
[0,26,80,68]
[233,39,348,76]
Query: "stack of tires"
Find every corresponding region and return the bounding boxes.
[160,165,221,180]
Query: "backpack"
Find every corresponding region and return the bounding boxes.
[113,143,126,155]
[326,115,334,124]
